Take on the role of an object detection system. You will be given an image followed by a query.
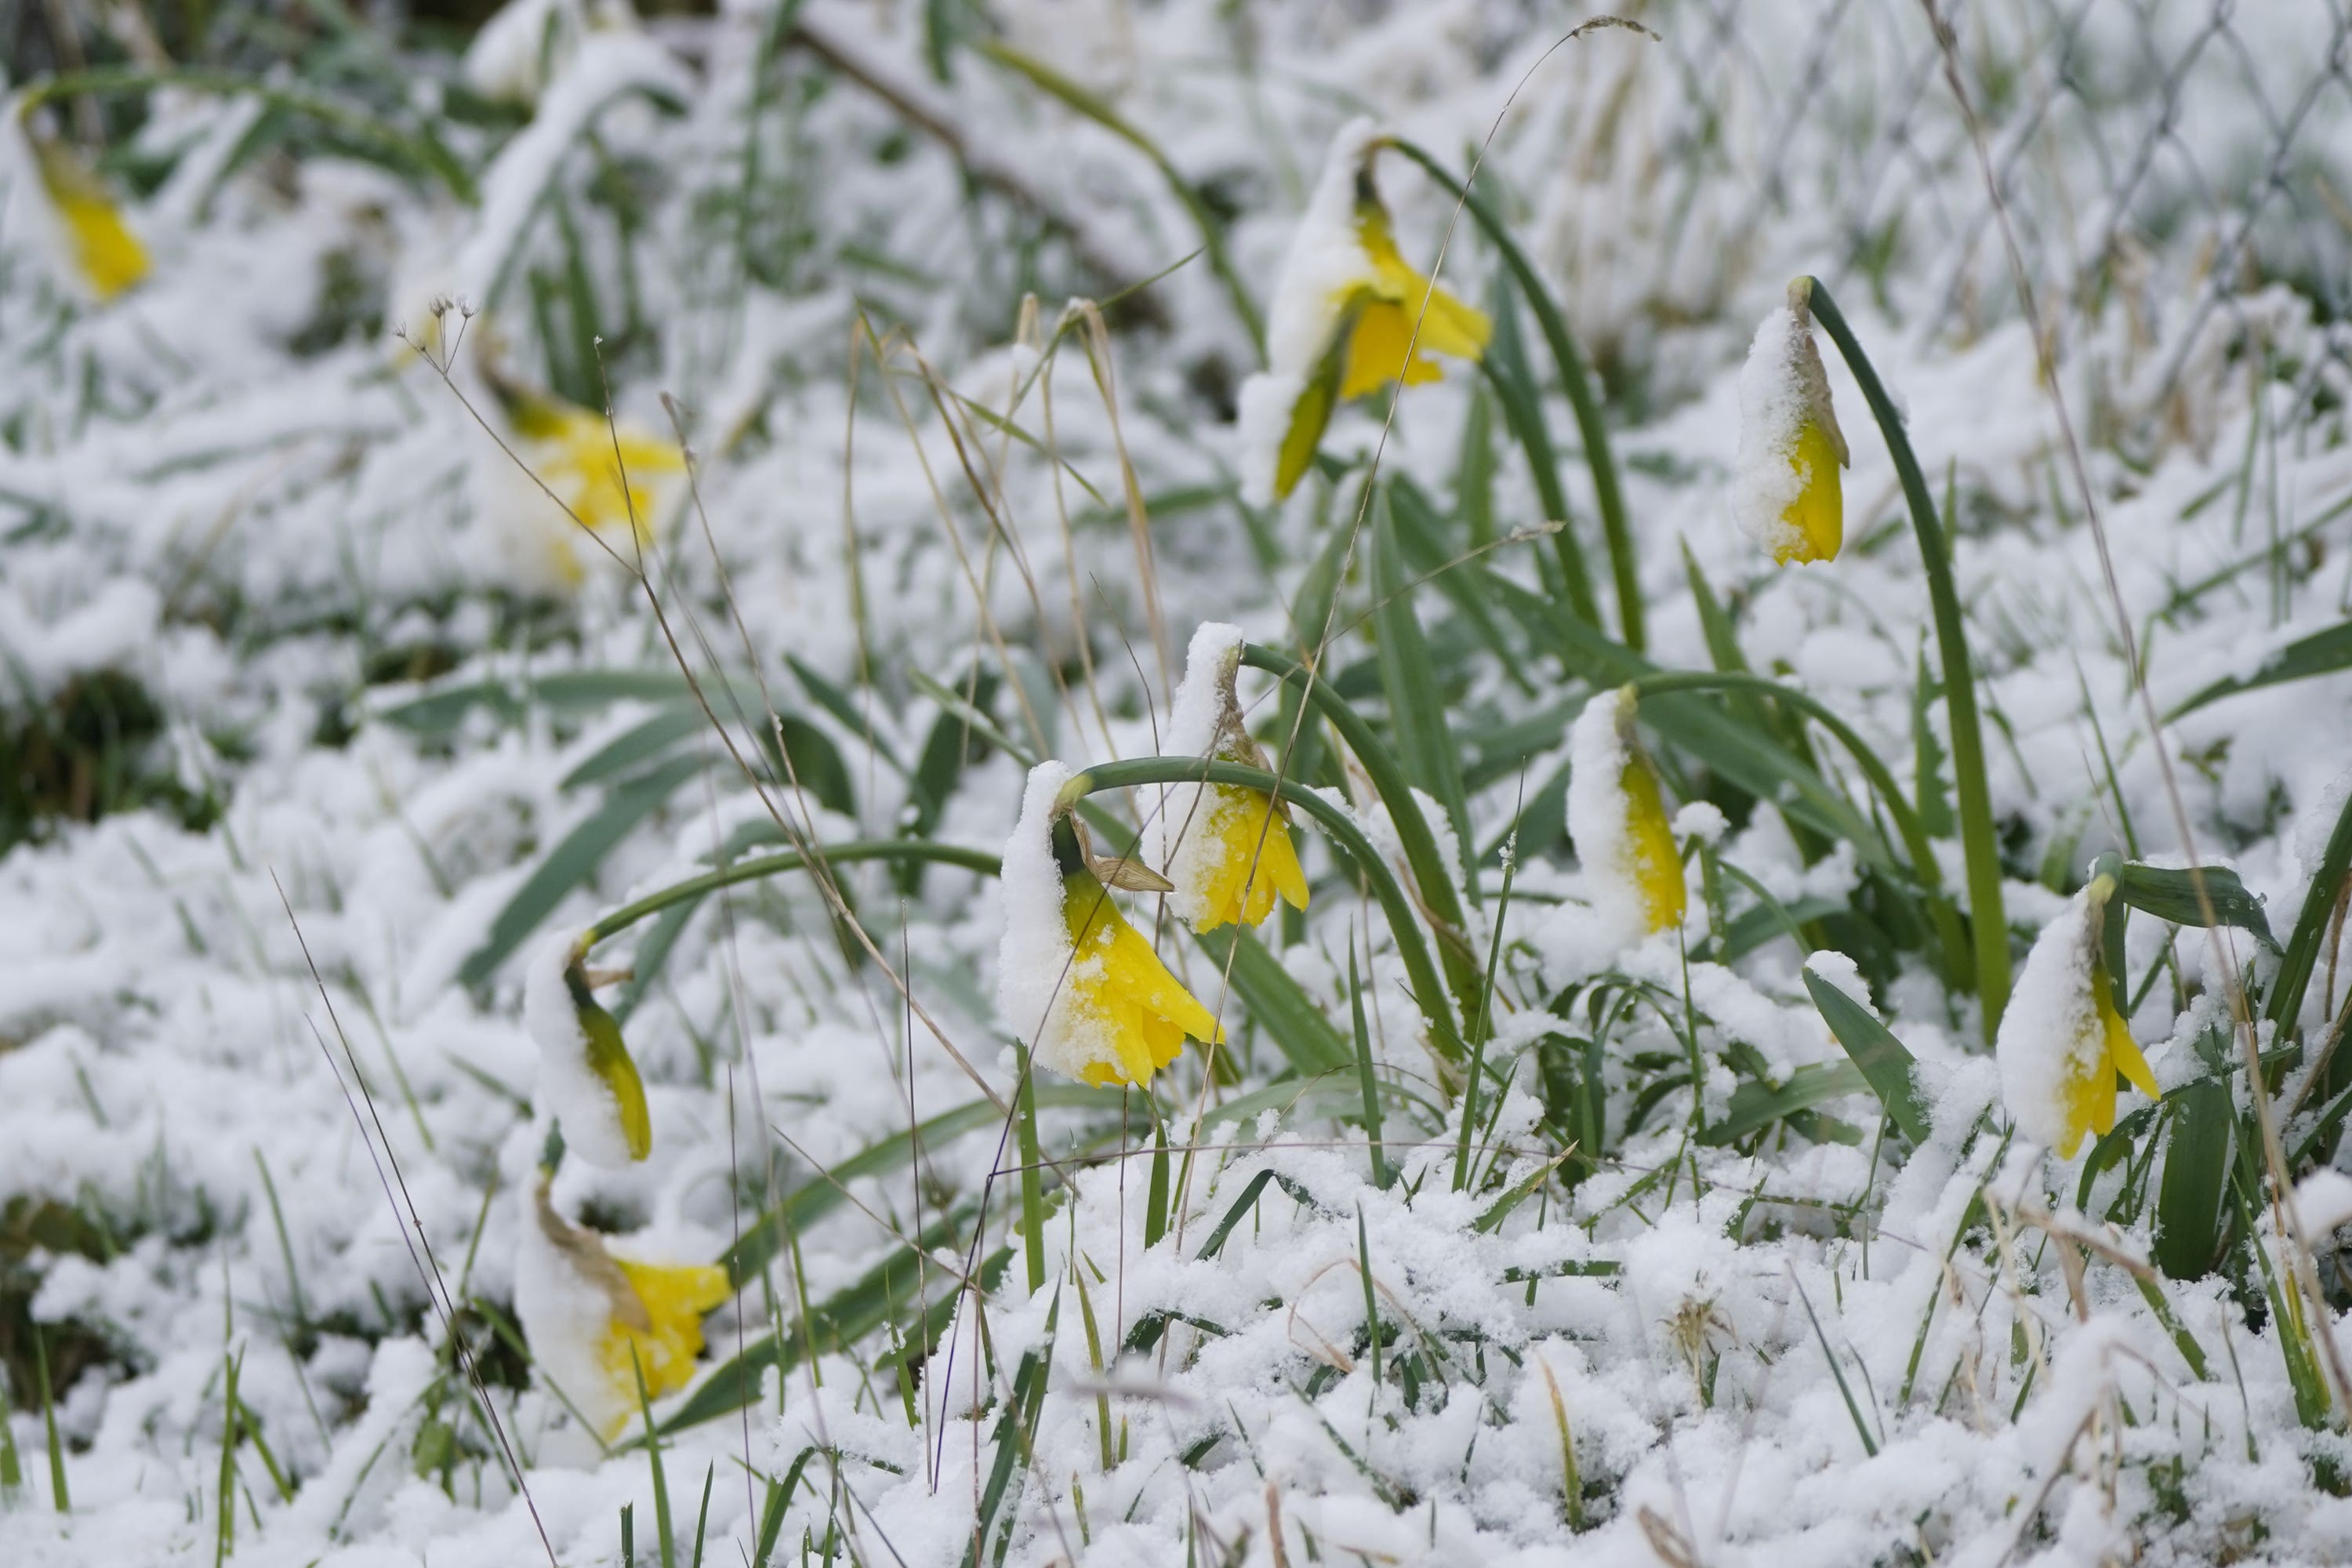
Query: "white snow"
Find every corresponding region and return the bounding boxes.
[1994,884,2113,1154]
[522,932,640,1169]
[1564,684,1679,945]
[1731,302,1814,559]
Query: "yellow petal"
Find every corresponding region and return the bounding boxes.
[1193,789,1311,932]
[1062,877,1221,1086]
[1621,753,1686,934]
[1769,420,1845,564]
[2102,991,2161,1101]
[600,1258,730,1414]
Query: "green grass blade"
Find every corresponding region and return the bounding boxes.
[1189,926,1352,1077]
[1349,938,1393,1191]
[2117,861,2278,950]
[2169,619,2352,720]
[2267,780,2352,1039]
[1700,1062,1871,1147]
[1478,286,1599,626]
[2154,1078,2233,1280]
[1372,488,1476,892]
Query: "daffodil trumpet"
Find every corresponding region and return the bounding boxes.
[484,365,684,582]
[1239,120,1492,506]
[1995,873,2161,1159]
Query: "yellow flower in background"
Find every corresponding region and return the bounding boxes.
[1160,623,1312,933]
[1995,873,2161,1158]
[516,1174,730,1439]
[27,133,149,302]
[1239,119,1492,506]
[998,764,1225,1089]
[510,395,684,576]
[1733,279,1847,565]
[1566,686,1687,939]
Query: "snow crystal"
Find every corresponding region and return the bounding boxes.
[523,932,637,1169]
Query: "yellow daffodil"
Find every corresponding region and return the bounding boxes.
[515,1174,730,1439]
[509,394,684,578]
[525,936,652,1167]
[1733,279,1847,565]
[1995,873,2161,1158]
[26,131,149,302]
[1239,119,1492,506]
[998,763,1223,1088]
[1160,623,1311,932]
[1566,686,1686,938]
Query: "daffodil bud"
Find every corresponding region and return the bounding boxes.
[1996,873,2161,1158]
[1566,686,1686,938]
[13,115,149,303]
[1734,279,1848,565]
[525,935,652,1167]
[1155,623,1311,932]
[997,762,1224,1087]
[1239,119,1493,506]
[513,1172,729,1438]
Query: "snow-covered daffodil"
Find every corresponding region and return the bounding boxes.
[20,123,149,302]
[525,935,652,1167]
[998,763,1223,1088]
[1158,624,1310,932]
[1733,279,1847,565]
[506,392,684,579]
[1996,873,2161,1158]
[1238,119,1492,506]
[514,1172,730,1439]
[1566,686,1686,938]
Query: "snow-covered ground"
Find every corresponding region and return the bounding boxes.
[10,2,2352,1563]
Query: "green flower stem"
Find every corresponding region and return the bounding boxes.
[1805,280,2009,1040]
[1630,670,1971,982]
[579,840,1001,951]
[1392,139,1642,651]
[1072,757,1462,1064]
[1240,643,1483,1014]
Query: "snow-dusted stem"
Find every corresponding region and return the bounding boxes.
[1240,642,1483,1014]
[1072,757,1462,1067]
[1391,138,1641,652]
[579,840,1003,951]
[1805,279,2009,1040]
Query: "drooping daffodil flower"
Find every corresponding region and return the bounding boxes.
[1566,685,1686,938]
[1156,623,1309,932]
[503,389,684,580]
[514,1169,729,1439]
[11,111,149,302]
[1995,872,2160,1159]
[1238,118,1492,506]
[998,763,1223,1087]
[1733,278,1847,565]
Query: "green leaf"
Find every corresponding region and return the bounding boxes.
[1701,1061,1871,1147]
[459,752,707,986]
[563,707,705,790]
[1801,967,1933,1145]
[2268,778,2352,1040]
[1195,1168,1275,1261]
[2117,861,2278,951]
[2170,620,2352,720]
[1479,285,1599,627]
[2154,1076,2233,1280]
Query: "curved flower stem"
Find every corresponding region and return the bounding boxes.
[1073,757,1463,1069]
[1392,138,1642,652]
[1804,279,2009,1040]
[1241,643,1483,1014]
[1631,670,1971,982]
[579,840,1002,951]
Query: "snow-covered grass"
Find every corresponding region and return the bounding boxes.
[14,2,2352,1565]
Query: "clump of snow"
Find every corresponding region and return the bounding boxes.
[1994,885,2109,1153]
[1803,948,1875,1011]
[511,1174,633,1437]
[996,760,1123,1081]
[523,932,637,1169]
[463,0,636,107]
[2296,1169,2352,1237]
